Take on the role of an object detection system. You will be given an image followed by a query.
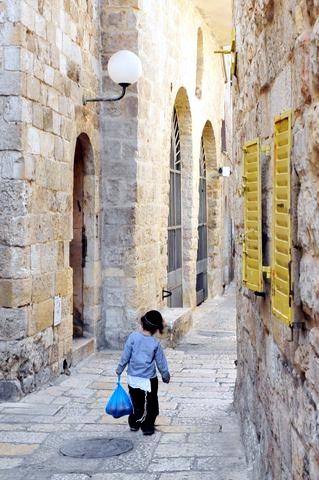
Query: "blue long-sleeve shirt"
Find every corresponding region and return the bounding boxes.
[116,331,170,382]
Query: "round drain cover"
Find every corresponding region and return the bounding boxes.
[59,437,134,458]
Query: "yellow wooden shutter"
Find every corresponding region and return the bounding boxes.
[242,138,263,292]
[271,110,292,325]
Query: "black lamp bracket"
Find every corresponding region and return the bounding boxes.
[83,83,129,105]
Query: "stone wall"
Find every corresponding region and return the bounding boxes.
[233,1,319,478]
[0,0,100,399]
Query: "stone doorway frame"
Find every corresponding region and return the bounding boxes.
[173,87,193,307]
[71,133,101,363]
[202,121,220,297]
[71,141,85,338]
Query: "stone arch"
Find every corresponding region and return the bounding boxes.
[70,133,101,360]
[195,28,204,98]
[174,87,193,306]
[201,120,221,296]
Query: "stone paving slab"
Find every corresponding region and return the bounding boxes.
[0,404,63,415]
[0,284,252,479]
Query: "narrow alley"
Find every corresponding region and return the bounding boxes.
[0,284,251,479]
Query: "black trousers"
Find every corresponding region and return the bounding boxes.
[128,376,159,432]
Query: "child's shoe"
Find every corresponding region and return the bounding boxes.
[142,429,154,435]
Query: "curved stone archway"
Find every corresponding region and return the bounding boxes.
[172,87,194,307]
[201,120,223,297]
[71,133,101,360]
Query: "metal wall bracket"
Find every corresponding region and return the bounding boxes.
[254,291,266,298]
[288,321,306,342]
[214,29,237,77]
[162,289,172,300]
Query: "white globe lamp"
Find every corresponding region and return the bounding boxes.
[83,50,142,104]
[108,50,142,86]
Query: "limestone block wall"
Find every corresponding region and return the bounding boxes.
[0,0,100,399]
[233,1,319,478]
[99,0,231,347]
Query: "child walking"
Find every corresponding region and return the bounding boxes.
[116,310,170,435]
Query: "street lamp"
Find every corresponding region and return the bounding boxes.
[83,50,142,105]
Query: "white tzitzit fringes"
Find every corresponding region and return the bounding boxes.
[136,391,147,423]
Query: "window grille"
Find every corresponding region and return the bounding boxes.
[168,108,182,273]
[167,107,183,307]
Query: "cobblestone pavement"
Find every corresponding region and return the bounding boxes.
[0,284,252,479]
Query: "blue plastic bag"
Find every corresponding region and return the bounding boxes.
[105,376,133,418]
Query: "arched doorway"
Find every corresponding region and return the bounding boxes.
[167,88,193,307]
[70,140,85,338]
[202,121,221,297]
[69,133,100,356]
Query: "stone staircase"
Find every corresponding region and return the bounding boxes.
[72,337,95,366]
[160,307,192,347]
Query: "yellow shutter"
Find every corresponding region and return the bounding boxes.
[242,138,263,292]
[271,110,292,325]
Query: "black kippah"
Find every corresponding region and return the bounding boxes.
[143,314,159,329]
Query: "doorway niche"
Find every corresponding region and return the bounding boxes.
[70,133,101,364]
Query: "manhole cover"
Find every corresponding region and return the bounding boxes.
[59,437,134,458]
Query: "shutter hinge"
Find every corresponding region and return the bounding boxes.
[262,266,271,279]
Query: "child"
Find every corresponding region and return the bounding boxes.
[116,310,170,435]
